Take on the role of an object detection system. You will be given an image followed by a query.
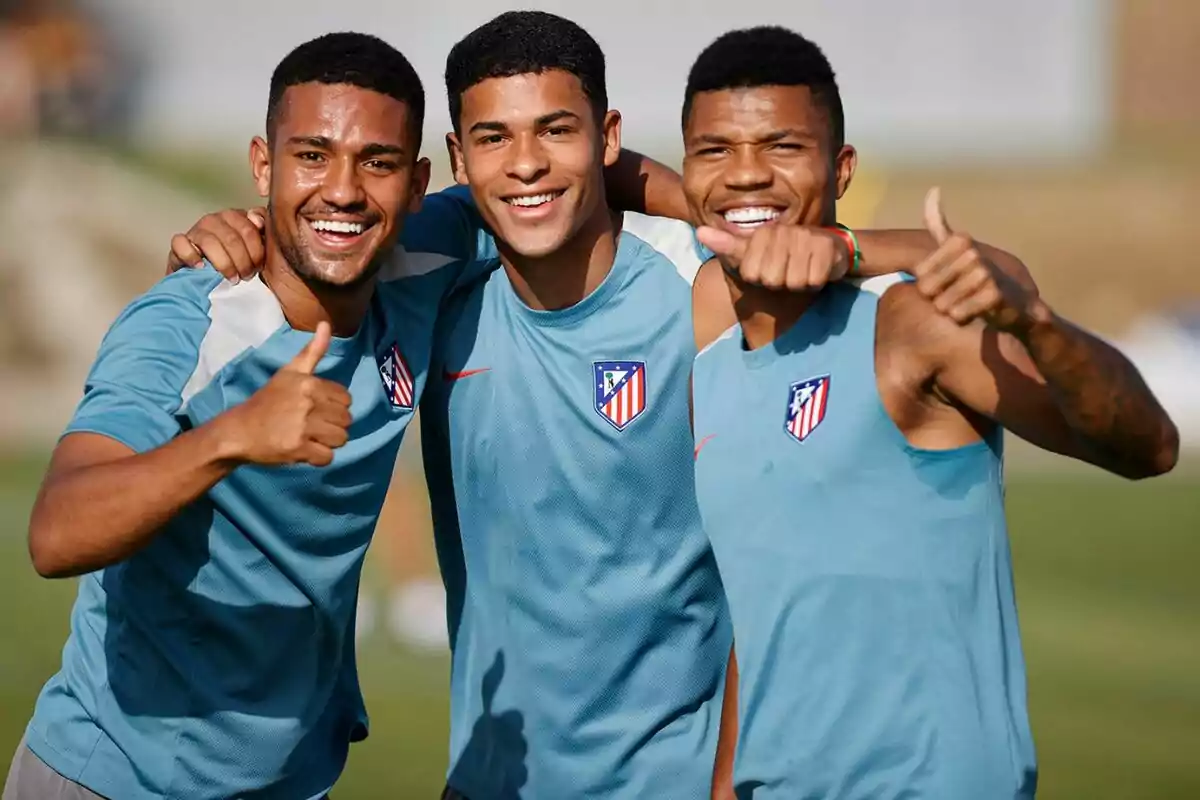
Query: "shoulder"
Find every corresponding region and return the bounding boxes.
[875,278,976,372]
[695,322,738,362]
[145,263,227,310]
[620,212,705,286]
[400,186,484,254]
[101,266,224,347]
[692,258,737,351]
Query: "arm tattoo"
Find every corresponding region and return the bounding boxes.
[1018,313,1178,478]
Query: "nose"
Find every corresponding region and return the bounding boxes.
[320,154,367,208]
[724,147,773,191]
[505,131,550,183]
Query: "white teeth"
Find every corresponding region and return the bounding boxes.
[310,219,365,234]
[722,207,780,224]
[506,192,560,207]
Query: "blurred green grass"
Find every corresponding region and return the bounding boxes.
[0,455,1197,798]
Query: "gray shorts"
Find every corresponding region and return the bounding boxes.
[2,736,334,799]
[3,736,106,800]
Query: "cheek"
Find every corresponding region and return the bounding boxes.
[783,162,826,199]
[682,164,719,204]
[369,176,411,217]
[558,143,603,191]
[462,151,502,192]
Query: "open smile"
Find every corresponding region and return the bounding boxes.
[303,217,378,249]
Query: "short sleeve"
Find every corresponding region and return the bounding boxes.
[396,185,500,294]
[403,185,498,262]
[64,285,214,454]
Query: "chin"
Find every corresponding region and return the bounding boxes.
[501,228,572,260]
[297,258,375,289]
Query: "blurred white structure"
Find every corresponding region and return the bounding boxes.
[88,0,1112,163]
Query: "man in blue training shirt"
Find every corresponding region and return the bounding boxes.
[1,32,492,800]
[685,27,1179,800]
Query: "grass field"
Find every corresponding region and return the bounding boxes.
[0,454,1197,798]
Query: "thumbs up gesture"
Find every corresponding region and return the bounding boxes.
[911,188,1039,333]
[223,322,353,467]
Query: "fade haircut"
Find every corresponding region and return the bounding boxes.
[683,26,844,149]
[266,32,425,151]
[444,11,608,133]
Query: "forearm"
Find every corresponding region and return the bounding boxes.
[605,149,690,221]
[1017,303,1179,478]
[854,230,1036,291]
[29,419,245,578]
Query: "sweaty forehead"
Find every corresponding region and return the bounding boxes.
[686,85,825,139]
[275,82,414,147]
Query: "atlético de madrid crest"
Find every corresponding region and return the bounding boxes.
[378,343,415,410]
[594,361,647,431]
[784,374,830,443]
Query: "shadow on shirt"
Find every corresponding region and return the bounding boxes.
[446,651,529,799]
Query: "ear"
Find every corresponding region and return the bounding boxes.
[601,109,622,168]
[446,131,468,186]
[250,136,271,198]
[834,144,857,200]
[407,156,432,213]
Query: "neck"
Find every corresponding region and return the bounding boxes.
[261,247,375,338]
[723,266,819,351]
[498,207,620,311]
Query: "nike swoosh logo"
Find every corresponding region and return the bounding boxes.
[443,367,491,382]
[694,434,716,460]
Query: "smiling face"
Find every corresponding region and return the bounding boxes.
[682,84,855,238]
[251,81,430,288]
[446,69,620,260]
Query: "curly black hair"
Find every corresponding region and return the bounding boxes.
[445,11,607,132]
[683,26,844,148]
[266,32,424,150]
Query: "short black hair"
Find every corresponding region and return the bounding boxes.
[266,32,425,150]
[683,26,844,148]
[444,11,607,132]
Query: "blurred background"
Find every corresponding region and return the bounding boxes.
[0,0,1196,796]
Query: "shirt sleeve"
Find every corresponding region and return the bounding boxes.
[64,285,213,454]
[398,184,501,295]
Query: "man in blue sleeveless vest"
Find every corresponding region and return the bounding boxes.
[686,27,1180,800]
[166,14,1044,798]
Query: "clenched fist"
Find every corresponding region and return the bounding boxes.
[222,322,352,467]
[695,223,852,292]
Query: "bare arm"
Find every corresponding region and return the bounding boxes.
[711,646,739,800]
[30,428,243,578]
[899,190,1177,478]
[854,229,1036,292]
[605,149,691,221]
[30,324,352,578]
[921,292,1178,479]
[693,258,737,351]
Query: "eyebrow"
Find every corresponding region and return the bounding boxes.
[690,128,815,146]
[285,136,406,158]
[468,109,582,136]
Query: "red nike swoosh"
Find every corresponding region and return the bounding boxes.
[443,367,491,382]
[694,434,716,460]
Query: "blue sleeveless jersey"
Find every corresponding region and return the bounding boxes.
[24,187,491,800]
[421,214,731,799]
[692,281,1037,800]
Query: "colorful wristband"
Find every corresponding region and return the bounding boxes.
[830,224,861,276]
